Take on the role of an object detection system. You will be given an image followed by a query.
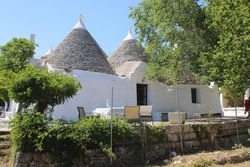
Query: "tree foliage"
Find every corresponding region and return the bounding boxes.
[0,38,82,113]
[8,65,82,113]
[0,38,35,105]
[130,0,249,97]
[0,38,35,73]
[0,70,11,106]
[202,0,249,97]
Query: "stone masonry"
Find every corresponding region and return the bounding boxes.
[15,120,250,167]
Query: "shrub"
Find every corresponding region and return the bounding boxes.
[10,109,50,153]
[146,124,165,145]
[10,112,166,164]
[10,113,141,159]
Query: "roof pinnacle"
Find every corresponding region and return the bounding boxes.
[129,26,132,33]
[123,27,135,41]
[73,14,86,30]
[46,45,53,56]
[79,14,84,24]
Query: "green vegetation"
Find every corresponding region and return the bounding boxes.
[0,38,81,113]
[190,158,213,167]
[0,38,35,73]
[192,124,211,139]
[146,124,165,145]
[8,65,81,113]
[10,111,166,164]
[130,0,249,99]
[0,38,35,110]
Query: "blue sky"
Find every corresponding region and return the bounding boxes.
[0,0,142,58]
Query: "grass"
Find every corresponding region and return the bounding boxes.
[149,147,250,167]
[190,158,213,167]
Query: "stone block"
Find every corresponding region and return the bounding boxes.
[191,140,199,150]
[183,141,193,151]
[201,139,209,146]
[237,120,250,128]
[23,153,32,163]
[229,155,241,163]
[183,133,189,141]
[168,112,186,124]
[224,122,236,130]
[165,143,172,149]
[165,125,179,134]
[183,125,194,133]
[47,165,55,167]
[167,134,179,142]
[238,128,248,134]
[189,132,196,140]
[30,162,38,167]
[14,163,27,167]
[41,154,53,164]
[15,152,23,163]
[33,153,42,162]
[216,157,227,165]
[221,128,237,137]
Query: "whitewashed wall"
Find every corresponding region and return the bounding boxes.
[52,70,136,120]
[52,69,222,121]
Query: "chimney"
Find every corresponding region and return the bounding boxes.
[30,34,35,43]
[29,34,35,63]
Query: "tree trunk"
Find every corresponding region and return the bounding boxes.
[17,102,23,113]
[6,100,10,111]
[37,102,48,114]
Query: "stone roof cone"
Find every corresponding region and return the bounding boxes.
[48,15,114,74]
[108,27,148,69]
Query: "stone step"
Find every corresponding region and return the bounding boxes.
[0,131,10,135]
[0,143,11,149]
[0,149,10,157]
[0,135,10,142]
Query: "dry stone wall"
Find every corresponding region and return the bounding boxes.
[15,120,250,167]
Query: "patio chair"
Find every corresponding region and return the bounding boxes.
[140,105,153,122]
[77,106,85,120]
[124,106,140,122]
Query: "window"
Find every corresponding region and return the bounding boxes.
[161,113,168,122]
[137,84,147,105]
[191,88,197,103]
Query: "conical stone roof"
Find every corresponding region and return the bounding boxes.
[108,28,148,69]
[48,15,114,74]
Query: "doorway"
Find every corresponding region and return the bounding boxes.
[137,84,147,105]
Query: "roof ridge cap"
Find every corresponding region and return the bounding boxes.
[73,14,86,30]
[123,27,136,41]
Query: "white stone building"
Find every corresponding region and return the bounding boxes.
[40,15,222,121]
[6,15,223,121]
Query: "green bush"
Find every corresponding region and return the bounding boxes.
[146,124,165,145]
[10,111,166,164]
[10,109,50,153]
[10,111,141,158]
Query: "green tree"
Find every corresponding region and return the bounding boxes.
[0,38,35,109]
[0,70,11,109]
[0,38,35,72]
[129,0,249,98]
[130,0,217,83]
[8,65,82,113]
[202,0,249,98]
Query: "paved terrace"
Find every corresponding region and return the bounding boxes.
[1,111,248,132]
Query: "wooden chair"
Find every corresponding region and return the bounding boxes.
[124,106,140,122]
[140,105,153,122]
[77,107,85,120]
